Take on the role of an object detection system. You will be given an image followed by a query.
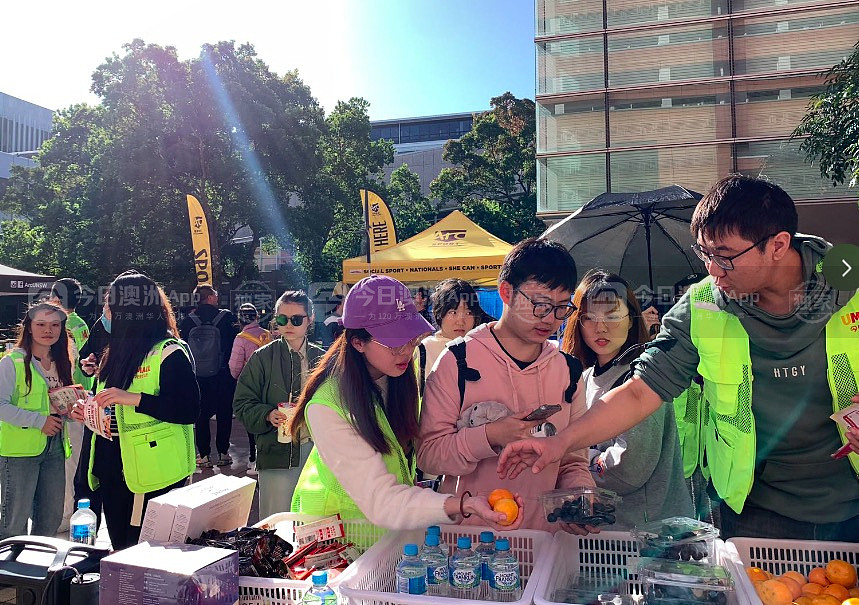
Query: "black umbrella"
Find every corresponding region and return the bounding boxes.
[541,185,706,296]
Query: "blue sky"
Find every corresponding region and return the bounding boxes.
[2,0,535,120]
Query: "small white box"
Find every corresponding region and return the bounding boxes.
[169,475,257,543]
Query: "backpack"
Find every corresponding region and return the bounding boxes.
[446,337,583,409]
[237,330,272,349]
[187,310,228,378]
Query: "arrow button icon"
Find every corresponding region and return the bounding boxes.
[844,259,853,279]
[823,244,859,290]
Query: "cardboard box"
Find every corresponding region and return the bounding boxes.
[100,542,238,605]
[139,475,256,544]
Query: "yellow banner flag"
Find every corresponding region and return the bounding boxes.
[186,194,212,285]
[361,188,397,258]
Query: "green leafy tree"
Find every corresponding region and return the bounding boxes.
[386,164,434,240]
[430,92,543,243]
[794,43,859,188]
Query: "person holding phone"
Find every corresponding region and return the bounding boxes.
[417,239,595,533]
[233,290,324,518]
[561,270,692,528]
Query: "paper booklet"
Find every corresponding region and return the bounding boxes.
[81,396,113,440]
[48,384,88,416]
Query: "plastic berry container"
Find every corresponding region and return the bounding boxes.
[551,574,633,605]
[632,517,719,563]
[540,487,622,527]
[639,557,734,605]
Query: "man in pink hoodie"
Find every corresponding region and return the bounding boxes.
[418,238,596,533]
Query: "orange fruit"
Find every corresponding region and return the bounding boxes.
[777,577,803,600]
[803,583,825,596]
[849,588,859,598]
[842,598,859,605]
[810,596,842,605]
[492,498,518,526]
[824,585,850,601]
[795,597,814,605]
[811,569,832,587]
[748,568,772,583]
[826,561,858,588]
[785,572,808,585]
[488,488,515,508]
[757,579,796,605]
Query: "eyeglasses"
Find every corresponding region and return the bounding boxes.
[275,314,307,327]
[579,313,630,326]
[515,289,576,320]
[371,336,425,356]
[691,234,776,271]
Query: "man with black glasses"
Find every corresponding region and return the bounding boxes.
[499,175,859,541]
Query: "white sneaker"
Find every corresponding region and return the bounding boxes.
[246,461,258,476]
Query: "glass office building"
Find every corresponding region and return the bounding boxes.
[535,0,859,231]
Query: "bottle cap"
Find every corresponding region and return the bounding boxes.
[427,525,440,535]
[404,543,419,556]
[425,534,439,547]
[311,570,328,586]
[77,499,91,509]
[457,536,472,549]
[479,531,494,543]
[495,538,510,551]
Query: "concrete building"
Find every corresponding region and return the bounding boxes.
[0,92,53,181]
[371,112,475,195]
[535,0,859,243]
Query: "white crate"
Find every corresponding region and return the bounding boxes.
[726,537,859,605]
[336,524,553,605]
[535,531,740,605]
[237,512,386,605]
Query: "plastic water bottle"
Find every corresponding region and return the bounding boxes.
[300,570,337,604]
[448,536,481,599]
[396,544,427,595]
[476,530,495,597]
[70,499,97,545]
[489,537,522,602]
[421,534,448,597]
[426,525,448,557]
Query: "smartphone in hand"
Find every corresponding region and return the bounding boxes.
[521,404,562,422]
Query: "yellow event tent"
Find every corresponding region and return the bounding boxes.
[342,211,512,286]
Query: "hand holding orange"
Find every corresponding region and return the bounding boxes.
[487,488,518,526]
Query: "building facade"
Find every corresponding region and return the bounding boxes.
[535,0,859,242]
[0,92,53,181]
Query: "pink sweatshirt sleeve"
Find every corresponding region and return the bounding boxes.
[416,351,498,476]
[228,337,248,379]
[557,377,596,489]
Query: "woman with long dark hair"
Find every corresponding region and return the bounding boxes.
[289,275,521,536]
[0,302,73,539]
[72,271,200,548]
[561,270,692,527]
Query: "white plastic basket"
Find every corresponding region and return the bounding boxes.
[535,531,739,605]
[725,537,859,605]
[336,524,553,605]
[237,512,386,605]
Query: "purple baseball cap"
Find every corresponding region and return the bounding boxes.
[342,275,434,347]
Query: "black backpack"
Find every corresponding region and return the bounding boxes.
[187,310,228,378]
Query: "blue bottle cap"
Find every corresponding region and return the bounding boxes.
[77,499,91,509]
[311,570,328,586]
[427,525,440,535]
[457,536,472,549]
[495,538,510,551]
[479,531,494,543]
[425,534,439,547]
[404,543,419,556]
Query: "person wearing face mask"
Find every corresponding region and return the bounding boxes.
[232,290,324,518]
[561,270,692,528]
[229,303,271,476]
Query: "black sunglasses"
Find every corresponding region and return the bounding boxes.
[275,314,307,327]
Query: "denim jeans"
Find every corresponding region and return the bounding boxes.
[720,501,859,542]
[258,441,313,519]
[0,434,66,540]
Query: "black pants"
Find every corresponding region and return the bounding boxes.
[101,476,188,550]
[72,427,103,530]
[195,371,236,458]
[247,432,256,462]
[719,501,859,542]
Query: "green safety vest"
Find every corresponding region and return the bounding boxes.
[291,378,414,544]
[66,312,93,390]
[0,351,72,459]
[688,279,859,514]
[673,380,704,479]
[88,339,195,494]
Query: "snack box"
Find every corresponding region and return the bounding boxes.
[540,487,621,527]
[632,517,719,563]
[638,557,734,605]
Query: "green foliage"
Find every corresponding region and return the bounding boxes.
[793,43,859,188]
[430,92,543,244]
[386,164,435,240]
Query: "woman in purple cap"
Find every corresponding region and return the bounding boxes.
[289,275,523,537]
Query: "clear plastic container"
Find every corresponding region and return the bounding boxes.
[550,574,631,605]
[540,487,621,527]
[632,517,720,562]
[639,558,734,605]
